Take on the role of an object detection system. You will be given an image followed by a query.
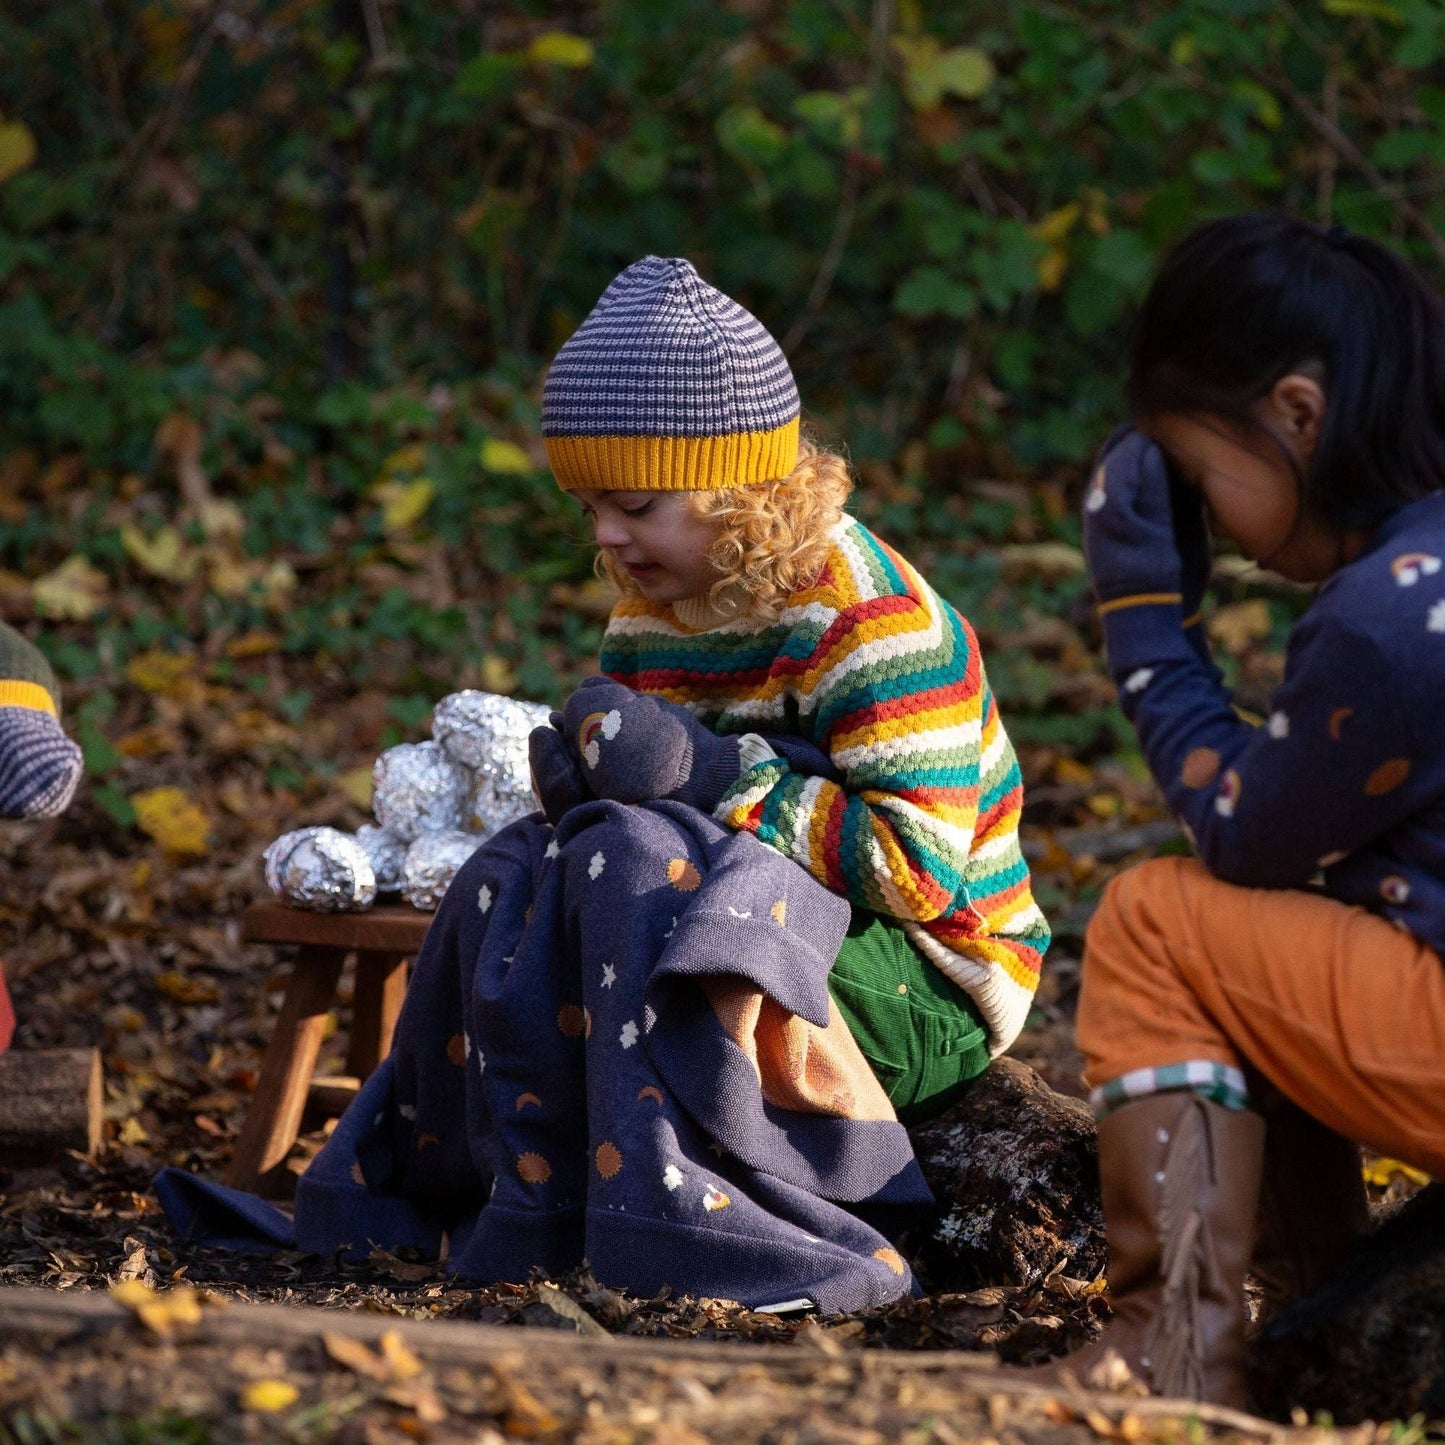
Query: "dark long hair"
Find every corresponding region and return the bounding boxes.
[1128,213,1445,529]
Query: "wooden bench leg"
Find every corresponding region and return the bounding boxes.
[226,944,345,1193]
[346,950,409,1080]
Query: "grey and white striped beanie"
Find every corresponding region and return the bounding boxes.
[542,256,800,492]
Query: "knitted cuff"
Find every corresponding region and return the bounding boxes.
[678,734,743,814]
[1099,597,1199,681]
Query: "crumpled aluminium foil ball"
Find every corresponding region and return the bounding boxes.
[432,689,550,771]
[372,740,469,841]
[401,829,484,911]
[353,822,408,894]
[263,826,377,912]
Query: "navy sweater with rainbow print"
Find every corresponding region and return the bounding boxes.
[1100,490,1445,954]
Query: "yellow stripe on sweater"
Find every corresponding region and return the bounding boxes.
[0,680,57,717]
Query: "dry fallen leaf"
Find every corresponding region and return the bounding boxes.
[109,1280,204,1339]
[240,1379,299,1413]
[131,787,212,857]
[31,554,110,621]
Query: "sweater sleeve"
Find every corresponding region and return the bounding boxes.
[713,594,992,922]
[1106,598,1426,888]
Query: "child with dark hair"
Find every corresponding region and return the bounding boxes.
[1058,212,1445,1407]
[0,619,84,1050]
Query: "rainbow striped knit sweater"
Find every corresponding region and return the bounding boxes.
[600,516,1049,1053]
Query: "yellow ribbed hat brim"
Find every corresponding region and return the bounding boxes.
[0,680,57,716]
[545,418,800,492]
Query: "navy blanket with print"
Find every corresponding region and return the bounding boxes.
[158,799,931,1313]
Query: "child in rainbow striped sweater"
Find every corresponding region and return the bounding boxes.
[530,256,1050,1121]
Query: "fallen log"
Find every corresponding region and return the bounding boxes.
[0,1285,1293,1444]
[0,1047,102,1161]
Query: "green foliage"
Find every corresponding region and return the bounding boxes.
[0,0,1440,741]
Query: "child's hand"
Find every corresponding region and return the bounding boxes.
[1082,426,1209,608]
[560,677,742,812]
[528,716,589,824]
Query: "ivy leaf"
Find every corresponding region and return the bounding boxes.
[893,265,977,320]
[716,105,789,166]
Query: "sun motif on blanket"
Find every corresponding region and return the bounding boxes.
[666,857,701,891]
[516,1152,552,1184]
[770,899,787,926]
[557,1004,587,1038]
[578,708,623,768]
[595,1141,623,1179]
[872,1248,907,1276]
[446,1033,468,1066]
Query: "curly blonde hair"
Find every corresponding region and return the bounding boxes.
[598,437,853,618]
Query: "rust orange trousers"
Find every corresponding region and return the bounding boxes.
[1077,856,1445,1178]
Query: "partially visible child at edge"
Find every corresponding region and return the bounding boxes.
[0,619,85,1051]
[531,255,1050,1124]
[1049,213,1445,1410]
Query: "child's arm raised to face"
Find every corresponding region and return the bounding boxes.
[1085,429,1431,890]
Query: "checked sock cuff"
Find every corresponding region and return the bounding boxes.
[1089,1060,1251,1121]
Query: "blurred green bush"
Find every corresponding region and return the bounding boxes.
[0,0,1438,699]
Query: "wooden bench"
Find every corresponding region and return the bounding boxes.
[226,901,433,1192]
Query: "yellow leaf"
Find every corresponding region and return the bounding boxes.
[526,31,594,67]
[0,119,37,183]
[241,1380,299,1413]
[382,443,428,476]
[1362,1156,1431,1188]
[479,438,534,474]
[1036,247,1069,293]
[338,765,374,810]
[1031,202,1080,246]
[1207,599,1272,656]
[116,1117,149,1146]
[110,1281,203,1338]
[378,1330,424,1380]
[224,630,281,659]
[125,648,196,696]
[120,523,198,582]
[372,478,435,533]
[196,498,245,539]
[31,555,109,621]
[132,787,211,856]
[1053,757,1094,787]
[154,970,220,1005]
[322,1332,390,1380]
[480,654,517,693]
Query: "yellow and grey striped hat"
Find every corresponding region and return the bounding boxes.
[542,256,800,492]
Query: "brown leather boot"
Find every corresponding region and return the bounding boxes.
[1252,1092,1368,1321]
[1049,1093,1266,1408]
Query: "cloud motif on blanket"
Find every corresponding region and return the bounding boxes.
[477,884,492,913]
[578,708,622,768]
[619,1019,639,1049]
[663,1164,684,1191]
[1085,466,1107,513]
